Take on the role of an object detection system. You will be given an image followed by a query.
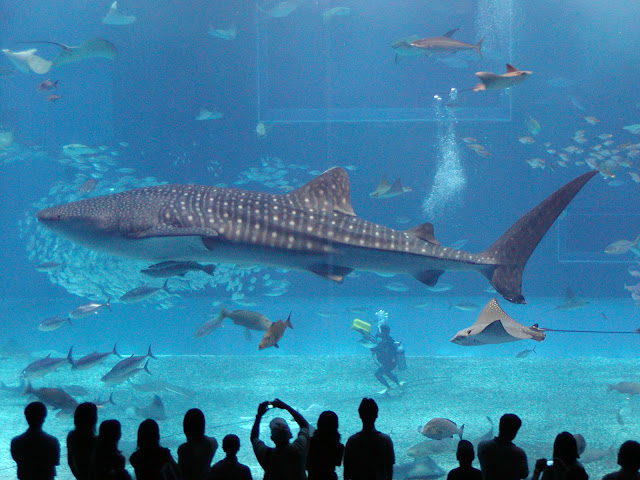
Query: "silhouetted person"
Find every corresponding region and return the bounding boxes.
[251,398,310,480]
[129,419,177,480]
[67,402,98,480]
[306,411,344,480]
[601,440,640,480]
[208,434,253,480]
[448,440,482,480]
[371,325,404,394]
[477,413,528,480]
[343,398,394,480]
[532,432,587,480]
[10,401,60,480]
[91,419,131,480]
[178,408,218,480]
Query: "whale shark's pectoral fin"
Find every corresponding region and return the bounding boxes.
[308,264,354,282]
[413,270,445,287]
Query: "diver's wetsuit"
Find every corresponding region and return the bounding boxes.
[371,332,400,389]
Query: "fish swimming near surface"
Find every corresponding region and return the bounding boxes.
[393,457,446,480]
[604,234,640,254]
[141,261,216,278]
[410,28,483,58]
[450,298,546,346]
[38,316,71,332]
[369,175,412,198]
[21,347,73,379]
[71,343,120,370]
[258,312,292,350]
[102,1,137,25]
[258,0,300,18]
[37,79,58,91]
[472,64,532,92]
[134,394,166,420]
[554,287,589,311]
[35,168,597,305]
[69,299,111,319]
[420,418,464,440]
[119,280,168,303]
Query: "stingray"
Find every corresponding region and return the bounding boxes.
[393,457,446,480]
[450,298,546,346]
[554,287,589,311]
[471,64,532,91]
[18,38,118,70]
[102,1,137,25]
[369,175,412,198]
[1,48,53,74]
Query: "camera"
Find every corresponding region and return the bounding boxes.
[267,402,274,409]
[546,460,554,467]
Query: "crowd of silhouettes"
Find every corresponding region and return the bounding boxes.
[9,401,640,480]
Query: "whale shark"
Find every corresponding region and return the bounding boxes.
[36,168,597,304]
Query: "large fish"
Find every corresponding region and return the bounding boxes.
[36,168,597,304]
[410,29,483,57]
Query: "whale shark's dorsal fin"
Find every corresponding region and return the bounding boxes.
[284,167,356,216]
[406,222,439,245]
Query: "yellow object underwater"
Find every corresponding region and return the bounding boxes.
[351,318,371,334]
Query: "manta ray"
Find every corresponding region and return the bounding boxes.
[472,64,532,91]
[2,38,117,74]
[369,175,412,198]
[450,298,546,346]
[36,168,596,304]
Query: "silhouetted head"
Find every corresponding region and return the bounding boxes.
[222,434,240,456]
[358,398,378,424]
[270,417,292,446]
[377,324,391,338]
[573,434,586,455]
[314,410,340,441]
[74,402,98,434]
[498,413,521,441]
[99,419,121,449]
[25,401,47,429]
[183,408,206,441]
[618,440,640,471]
[553,431,579,463]
[456,440,475,465]
[137,419,160,450]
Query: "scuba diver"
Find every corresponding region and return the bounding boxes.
[370,324,406,395]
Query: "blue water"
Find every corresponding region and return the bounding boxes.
[1,0,640,477]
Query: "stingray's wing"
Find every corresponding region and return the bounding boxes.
[483,298,545,341]
[1,48,52,74]
[387,178,407,195]
[370,175,392,196]
[52,38,118,68]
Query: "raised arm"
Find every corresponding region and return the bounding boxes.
[271,399,309,429]
[251,401,270,441]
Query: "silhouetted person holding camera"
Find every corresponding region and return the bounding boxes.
[532,431,587,480]
[344,398,394,480]
[91,419,131,480]
[208,434,253,480]
[448,440,482,480]
[129,419,177,480]
[251,398,310,480]
[11,401,60,480]
[602,440,640,480]
[179,408,218,480]
[67,402,98,480]
[477,413,528,480]
[306,411,344,480]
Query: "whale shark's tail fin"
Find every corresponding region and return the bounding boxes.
[481,171,597,304]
